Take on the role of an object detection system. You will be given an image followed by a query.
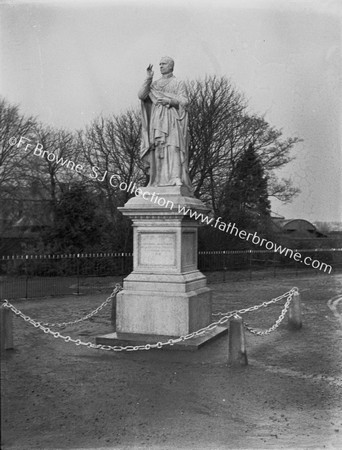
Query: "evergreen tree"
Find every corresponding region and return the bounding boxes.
[222,143,271,233]
[43,184,110,253]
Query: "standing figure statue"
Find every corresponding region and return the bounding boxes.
[138,56,193,191]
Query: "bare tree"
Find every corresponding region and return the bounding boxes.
[0,99,38,245]
[78,109,143,210]
[0,98,36,187]
[24,123,78,215]
[77,110,143,250]
[1,119,80,241]
[186,76,301,215]
[187,76,246,204]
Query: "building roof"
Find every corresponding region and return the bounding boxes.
[271,218,327,237]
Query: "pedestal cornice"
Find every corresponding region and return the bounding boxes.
[118,185,211,220]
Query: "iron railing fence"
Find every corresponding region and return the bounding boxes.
[1,249,341,299]
[0,253,133,299]
[198,248,341,273]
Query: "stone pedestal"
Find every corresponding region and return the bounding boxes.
[96,186,226,349]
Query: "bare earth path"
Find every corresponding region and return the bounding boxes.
[1,272,342,449]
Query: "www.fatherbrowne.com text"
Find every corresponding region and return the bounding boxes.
[177,206,332,274]
[123,183,333,275]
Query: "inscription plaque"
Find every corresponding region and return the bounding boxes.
[138,233,176,266]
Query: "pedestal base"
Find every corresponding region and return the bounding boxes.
[116,284,212,336]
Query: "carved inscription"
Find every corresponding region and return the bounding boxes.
[139,233,176,266]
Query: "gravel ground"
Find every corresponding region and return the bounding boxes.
[1,272,342,449]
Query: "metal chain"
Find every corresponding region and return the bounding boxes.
[2,284,122,328]
[212,287,298,317]
[242,292,294,336]
[2,298,235,352]
[2,287,298,352]
[41,284,122,327]
[2,297,236,351]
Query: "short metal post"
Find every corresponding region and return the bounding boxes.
[228,316,248,366]
[1,304,13,352]
[288,291,302,330]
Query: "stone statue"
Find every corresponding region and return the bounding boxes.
[138,56,193,191]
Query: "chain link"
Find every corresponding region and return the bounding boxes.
[2,287,298,351]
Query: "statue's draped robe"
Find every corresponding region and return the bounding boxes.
[138,75,193,189]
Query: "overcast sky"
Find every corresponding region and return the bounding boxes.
[1,0,341,222]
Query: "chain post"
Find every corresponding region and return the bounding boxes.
[228,315,248,366]
[1,302,13,352]
[288,288,302,330]
[111,285,117,325]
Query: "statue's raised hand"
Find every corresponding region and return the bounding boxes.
[146,64,154,79]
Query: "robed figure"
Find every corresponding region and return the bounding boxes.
[138,57,193,191]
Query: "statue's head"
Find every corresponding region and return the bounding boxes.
[159,56,174,75]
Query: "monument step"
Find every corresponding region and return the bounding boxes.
[95,326,228,352]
